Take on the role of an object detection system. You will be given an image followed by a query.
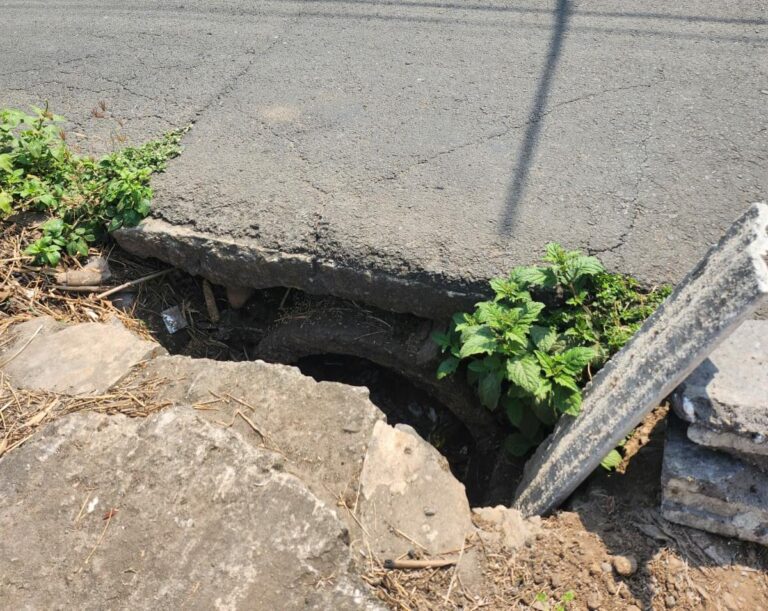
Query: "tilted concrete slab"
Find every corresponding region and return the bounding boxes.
[514,202,768,516]
[2,1,767,317]
[672,320,768,468]
[661,415,768,546]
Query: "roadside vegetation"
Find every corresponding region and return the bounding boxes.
[434,244,670,463]
[0,104,184,266]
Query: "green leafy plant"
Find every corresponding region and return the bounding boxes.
[434,244,670,458]
[533,589,576,610]
[0,103,185,265]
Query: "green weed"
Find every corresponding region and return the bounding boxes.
[434,244,670,459]
[0,103,184,266]
[533,590,576,610]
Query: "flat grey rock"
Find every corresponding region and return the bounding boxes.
[2,1,766,317]
[0,407,382,610]
[661,415,768,546]
[131,355,385,516]
[358,421,475,559]
[0,316,163,395]
[672,320,768,464]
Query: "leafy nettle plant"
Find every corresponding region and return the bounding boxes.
[0,104,184,266]
[434,244,670,461]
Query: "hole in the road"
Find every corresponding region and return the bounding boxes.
[125,263,502,504]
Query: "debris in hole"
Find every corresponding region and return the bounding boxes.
[226,285,253,309]
[161,305,187,334]
[54,256,111,287]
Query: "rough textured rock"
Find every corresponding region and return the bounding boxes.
[515,202,768,516]
[0,408,382,609]
[672,320,768,467]
[0,316,163,394]
[661,415,768,546]
[472,506,541,552]
[358,421,475,559]
[131,355,385,516]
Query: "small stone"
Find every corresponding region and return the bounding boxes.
[586,593,602,610]
[600,561,612,573]
[550,573,564,588]
[533,572,546,585]
[589,563,602,576]
[612,554,638,577]
[423,507,436,517]
[666,595,677,608]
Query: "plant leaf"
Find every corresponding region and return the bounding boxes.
[503,433,535,457]
[530,325,558,352]
[506,356,541,394]
[478,369,504,410]
[459,325,497,359]
[600,449,623,470]
[436,357,459,380]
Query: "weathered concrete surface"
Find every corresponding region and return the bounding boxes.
[514,202,768,516]
[130,355,385,516]
[358,421,475,559]
[661,415,768,546]
[0,407,382,609]
[0,316,163,394]
[2,0,766,317]
[672,320,768,466]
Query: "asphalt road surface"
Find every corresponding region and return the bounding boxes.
[3,0,767,316]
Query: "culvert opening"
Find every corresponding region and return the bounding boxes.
[116,258,508,504]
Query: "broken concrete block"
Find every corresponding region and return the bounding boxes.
[514,202,768,516]
[0,316,164,394]
[132,355,385,519]
[672,320,768,468]
[472,505,541,551]
[0,407,382,609]
[661,415,768,546]
[357,421,474,559]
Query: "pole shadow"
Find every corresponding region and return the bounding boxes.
[499,0,572,235]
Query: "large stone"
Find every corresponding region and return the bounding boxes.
[672,320,768,468]
[0,408,382,609]
[357,421,475,560]
[0,316,164,395]
[131,355,385,515]
[661,415,768,546]
[514,202,768,516]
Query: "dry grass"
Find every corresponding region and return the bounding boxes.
[0,373,171,458]
[0,222,156,339]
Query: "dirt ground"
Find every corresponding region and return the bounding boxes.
[364,407,768,610]
[2,223,767,611]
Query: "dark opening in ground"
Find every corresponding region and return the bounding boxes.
[118,259,490,502]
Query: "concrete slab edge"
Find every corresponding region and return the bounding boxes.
[115,218,487,319]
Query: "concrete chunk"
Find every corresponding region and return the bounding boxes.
[0,316,164,395]
[358,421,475,559]
[672,320,768,467]
[0,407,382,609]
[661,415,768,546]
[514,202,768,516]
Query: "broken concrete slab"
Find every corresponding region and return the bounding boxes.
[514,202,768,516]
[0,407,382,609]
[661,415,768,546]
[357,421,475,560]
[130,355,385,516]
[0,316,164,395]
[672,320,768,466]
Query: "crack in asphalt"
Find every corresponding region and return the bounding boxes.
[374,81,656,184]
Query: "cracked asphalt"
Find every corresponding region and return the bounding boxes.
[2,0,767,316]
